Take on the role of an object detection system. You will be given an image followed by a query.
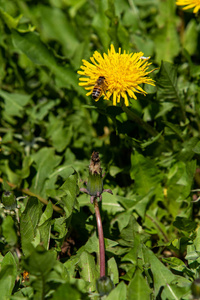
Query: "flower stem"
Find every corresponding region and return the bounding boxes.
[94,199,105,277]
[122,103,159,137]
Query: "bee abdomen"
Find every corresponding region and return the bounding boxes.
[92,87,101,100]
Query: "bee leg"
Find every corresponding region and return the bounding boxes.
[102,86,109,100]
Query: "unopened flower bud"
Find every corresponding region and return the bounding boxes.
[96,276,114,296]
[87,151,103,198]
[2,191,17,210]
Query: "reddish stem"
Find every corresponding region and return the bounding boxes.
[94,199,105,277]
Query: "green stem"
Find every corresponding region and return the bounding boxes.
[122,103,159,137]
[146,214,169,243]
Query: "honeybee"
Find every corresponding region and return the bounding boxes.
[92,76,107,100]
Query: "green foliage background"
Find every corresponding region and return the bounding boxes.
[0,0,200,299]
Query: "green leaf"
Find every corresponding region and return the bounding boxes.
[130,151,163,197]
[2,215,18,246]
[38,201,53,249]
[127,269,152,300]
[79,233,99,254]
[155,102,177,119]
[78,251,98,291]
[11,286,33,299]
[92,0,110,49]
[118,215,140,247]
[166,161,196,215]
[45,114,73,152]
[156,61,179,102]
[173,217,197,232]
[12,30,78,89]
[142,245,175,297]
[106,281,127,300]
[31,147,62,195]
[193,140,200,154]
[20,197,42,256]
[154,1,179,62]
[52,216,68,240]
[51,283,82,300]
[0,252,17,299]
[58,172,78,217]
[162,257,186,272]
[35,5,79,58]
[164,121,184,141]
[183,19,198,55]
[27,99,59,121]
[64,255,81,278]
[177,139,199,161]
[0,90,31,117]
[12,31,55,66]
[107,257,119,285]
[23,246,57,298]
[0,8,21,29]
[140,131,163,148]
[23,247,56,275]
[194,227,200,252]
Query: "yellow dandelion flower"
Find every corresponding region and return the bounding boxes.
[77,44,155,106]
[176,0,200,13]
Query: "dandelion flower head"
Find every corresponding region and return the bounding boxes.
[78,44,155,106]
[176,0,200,13]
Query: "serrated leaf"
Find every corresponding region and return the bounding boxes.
[155,102,177,119]
[166,161,196,212]
[38,201,53,249]
[127,269,152,300]
[52,216,68,240]
[20,197,42,256]
[45,114,73,152]
[35,5,79,58]
[78,251,98,291]
[142,245,175,297]
[12,30,78,89]
[58,172,78,217]
[157,61,179,101]
[164,121,184,140]
[0,90,31,117]
[31,147,62,195]
[130,151,163,196]
[140,131,163,148]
